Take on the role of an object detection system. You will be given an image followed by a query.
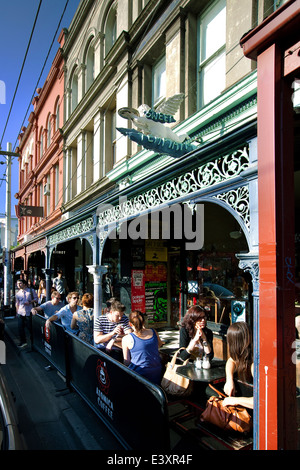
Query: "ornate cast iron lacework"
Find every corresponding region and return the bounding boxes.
[48,217,94,246]
[214,186,250,229]
[98,145,250,228]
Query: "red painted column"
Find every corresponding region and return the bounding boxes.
[257,43,296,449]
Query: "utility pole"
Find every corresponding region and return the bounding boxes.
[4,142,11,307]
[0,144,19,308]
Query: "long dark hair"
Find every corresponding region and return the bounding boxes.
[227,321,252,380]
[181,305,206,338]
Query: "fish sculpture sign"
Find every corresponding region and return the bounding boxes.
[117,93,197,158]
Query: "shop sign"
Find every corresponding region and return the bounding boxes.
[145,240,167,261]
[131,270,145,312]
[117,93,198,158]
[15,204,44,217]
[95,359,114,420]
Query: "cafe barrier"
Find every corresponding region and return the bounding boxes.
[31,313,69,378]
[31,314,170,450]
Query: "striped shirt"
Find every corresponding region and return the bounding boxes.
[94,313,131,347]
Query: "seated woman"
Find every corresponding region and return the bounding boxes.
[122,310,164,385]
[223,321,253,409]
[71,293,94,344]
[179,305,214,362]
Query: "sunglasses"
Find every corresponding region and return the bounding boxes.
[72,296,79,300]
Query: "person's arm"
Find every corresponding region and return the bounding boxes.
[179,327,202,360]
[222,395,253,409]
[15,294,19,313]
[179,327,193,360]
[223,363,254,409]
[31,306,43,315]
[45,314,58,328]
[121,335,132,366]
[154,329,164,348]
[202,328,214,360]
[223,357,236,396]
[28,289,38,306]
[94,324,122,345]
[71,313,78,330]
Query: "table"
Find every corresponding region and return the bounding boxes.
[176,361,226,383]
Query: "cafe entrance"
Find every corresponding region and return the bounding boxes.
[101,201,251,334]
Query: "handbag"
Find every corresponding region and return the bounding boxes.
[199,384,252,433]
[161,348,193,397]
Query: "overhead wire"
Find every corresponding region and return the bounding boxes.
[12,0,71,152]
[0,0,43,150]
[0,0,71,198]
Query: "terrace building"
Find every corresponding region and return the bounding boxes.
[13,0,299,449]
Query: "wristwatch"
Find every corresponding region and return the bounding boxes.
[202,341,208,346]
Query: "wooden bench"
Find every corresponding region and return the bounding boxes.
[168,379,253,451]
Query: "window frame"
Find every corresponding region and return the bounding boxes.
[152,55,166,108]
[197,0,226,109]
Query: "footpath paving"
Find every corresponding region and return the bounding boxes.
[1,315,123,451]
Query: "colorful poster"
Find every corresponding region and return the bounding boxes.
[145,281,167,323]
[131,270,145,312]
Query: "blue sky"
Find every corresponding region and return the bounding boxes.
[0,0,81,217]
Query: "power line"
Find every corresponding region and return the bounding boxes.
[0,0,43,149]
[12,0,71,152]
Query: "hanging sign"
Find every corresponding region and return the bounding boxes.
[15,205,44,218]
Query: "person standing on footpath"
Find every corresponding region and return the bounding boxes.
[15,279,38,348]
[52,270,68,302]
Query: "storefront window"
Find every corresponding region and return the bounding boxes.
[101,202,251,335]
[185,251,250,326]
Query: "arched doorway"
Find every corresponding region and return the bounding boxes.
[100,200,252,345]
[50,238,93,295]
[28,251,46,286]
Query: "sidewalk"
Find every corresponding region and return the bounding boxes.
[2,313,123,450]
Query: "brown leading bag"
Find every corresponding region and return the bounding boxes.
[199,384,252,433]
[161,348,193,397]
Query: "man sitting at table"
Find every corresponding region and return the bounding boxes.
[94,300,132,361]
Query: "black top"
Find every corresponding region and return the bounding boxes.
[179,326,214,361]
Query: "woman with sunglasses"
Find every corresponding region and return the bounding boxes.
[179,305,214,362]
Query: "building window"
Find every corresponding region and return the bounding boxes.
[39,182,43,220]
[40,128,44,158]
[55,164,59,208]
[112,110,116,166]
[47,114,51,148]
[45,175,50,216]
[55,100,60,132]
[71,69,78,113]
[197,0,226,108]
[152,56,166,107]
[105,6,117,56]
[85,39,94,90]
